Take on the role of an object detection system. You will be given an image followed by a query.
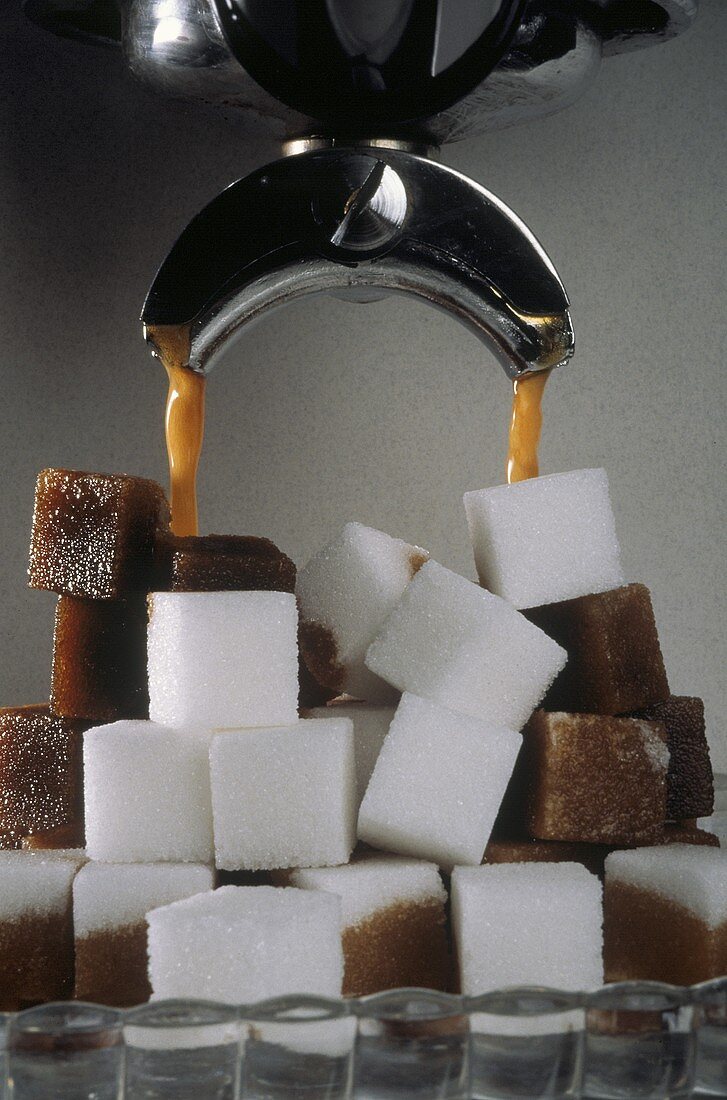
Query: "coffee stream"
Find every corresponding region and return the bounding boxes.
[146,324,206,538]
[148,324,547,534]
[506,370,549,484]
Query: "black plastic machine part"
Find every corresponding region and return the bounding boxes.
[21,0,680,80]
[211,0,528,127]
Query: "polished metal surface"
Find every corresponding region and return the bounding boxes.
[142,147,574,381]
[62,0,698,142]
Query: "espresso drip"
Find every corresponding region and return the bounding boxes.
[145,324,205,537]
[506,370,549,484]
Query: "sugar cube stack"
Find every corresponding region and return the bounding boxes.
[147,590,298,728]
[147,886,344,1002]
[151,529,329,711]
[73,862,214,1006]
[307,703,394,805]
[83,721,214,863]
[604,845,727,985]
[451,863,604,993]
[288,856,451,996]
[463,468,624,609]
[365,561,566,729]
[0,851,84,1009]
[0,705,86,842]
[296,522,429,702]
[0,460,720,1011]
[210,719,356,871]
[357,693,521,867]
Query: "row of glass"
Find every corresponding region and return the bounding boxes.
[1,981,725,1099]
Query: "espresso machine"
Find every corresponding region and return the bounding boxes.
[25,0,698,381]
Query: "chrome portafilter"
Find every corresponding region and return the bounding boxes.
[20,0,697,372]
[141,142,574,382]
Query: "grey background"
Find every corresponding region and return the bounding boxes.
[1,3,726,766]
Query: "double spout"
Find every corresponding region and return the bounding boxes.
[142,145,574,381]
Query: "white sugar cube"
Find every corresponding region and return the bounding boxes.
[0,850,81,920]
[463,468,624,609]
[83,721,214,863]
[297,522,428,702]
[605,845,727,927]
[452,863,603,993]
[365,561,566,729]
[290,855,446,928]
[147,591,298,728]
[147,885,344,1002]
[73,862,214,937]
[210,719,356,870]
[308,704,394,804]
[357,693,521,867]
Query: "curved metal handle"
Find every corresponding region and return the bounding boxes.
[142,148,575,381]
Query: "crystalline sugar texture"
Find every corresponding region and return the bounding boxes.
[463,468,624,609]
[52,595,149,722]
[308,704,394,804]
[297,522,428,702]
[290,856,450,995]
[0,705,86,839]
[147,885,344,1002]
[73,862,214,937]
[147,590,298,728]
[210,718,356,870]
[452,863,603,993]
[524,710,669,845]
[28,468,169,599]
[365,561,566,729]
[632,696,713,820]
[357,693,521,867]
[83,720,214,862]
[73,861,214,1006]
[156,533,296,593]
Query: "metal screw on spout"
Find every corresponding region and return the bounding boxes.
[312,153,408,259]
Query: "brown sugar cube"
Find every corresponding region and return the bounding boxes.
[604,845,727,985]
[73,863,214,1007]
[28,468,169,599]
[483,838,609,878]
[51,595,149,722]
[661,822,720,847]
[631,696,714,820]
[21,822,86,850]
[0,705,86,840]
[0,851,83,1009]
[525,584,669,714]
[523,710,669,845]
[298,647,339,710]
[289,857,452,997]
[155,533,296,593]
